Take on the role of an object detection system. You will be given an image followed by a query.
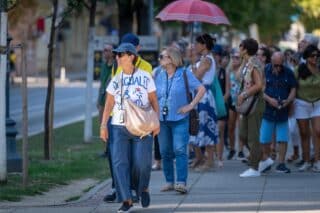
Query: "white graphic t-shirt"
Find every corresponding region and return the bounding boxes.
[106,68,156,126]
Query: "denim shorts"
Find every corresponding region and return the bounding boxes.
[259,119,288,143]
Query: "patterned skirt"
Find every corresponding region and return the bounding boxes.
[190,87,219,147]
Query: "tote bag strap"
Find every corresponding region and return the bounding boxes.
[182,68,192,103]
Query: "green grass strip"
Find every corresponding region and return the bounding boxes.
[0,117,110,201]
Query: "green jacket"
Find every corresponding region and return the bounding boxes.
[98,62,113,106]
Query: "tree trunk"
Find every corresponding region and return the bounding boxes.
[134,0,150,35]
[44,0,58,160]
[117,0,133,38]
[84,0,97,143]
[21,43,28,187]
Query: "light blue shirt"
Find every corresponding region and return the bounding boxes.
[155,66,202,122]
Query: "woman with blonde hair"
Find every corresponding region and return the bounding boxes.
[155,47,205,193]
[227,49,245,160]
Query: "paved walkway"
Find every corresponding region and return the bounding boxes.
[1,159,320,213]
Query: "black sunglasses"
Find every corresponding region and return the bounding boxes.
[273,64,283,69]
[159,54,170,60]
[309,53,320,58]
[116,52,132,58]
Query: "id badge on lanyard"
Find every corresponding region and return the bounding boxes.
[119,109,125,123]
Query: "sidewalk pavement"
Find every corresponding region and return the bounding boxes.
[1,159,320,213]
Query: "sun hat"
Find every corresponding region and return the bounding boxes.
[113,43,137,55]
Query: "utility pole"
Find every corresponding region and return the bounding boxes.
[84,28,94,143]
[21,43,28,187]
[0,0,8,183]
[84,0,97,143]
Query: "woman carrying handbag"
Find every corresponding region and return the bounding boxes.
[100,43,160,212]
[237,38,265,178]
[155,47,205,194]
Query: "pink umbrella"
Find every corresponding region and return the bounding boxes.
[156,0,231,25]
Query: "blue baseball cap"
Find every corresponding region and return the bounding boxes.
[121,33,140,46]
[212,44,223,56]
[113,43,137,55]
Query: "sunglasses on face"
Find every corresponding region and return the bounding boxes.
[116,52,131,58]
[273,64,283,69]
[159,54,170,60]
[309,53,320,58]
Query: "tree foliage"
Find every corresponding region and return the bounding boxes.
[44,0,105,158]
[8,0,38,26]
[294,0,320,18]
[293,0,320,31]
[210,0,298,43]
[154,0,299,44]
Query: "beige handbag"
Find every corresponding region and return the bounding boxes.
[123,99,159,138]
[236,62,258,116]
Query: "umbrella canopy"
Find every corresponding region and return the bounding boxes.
[156,0,230,25]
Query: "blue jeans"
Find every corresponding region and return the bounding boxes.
[106,118,115,188]
[112,125,153,202]
[158,118,189,185]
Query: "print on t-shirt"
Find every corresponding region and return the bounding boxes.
[107,69,156,125]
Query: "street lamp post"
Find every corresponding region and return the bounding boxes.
[0,0,8,182]
[1,0,21,182]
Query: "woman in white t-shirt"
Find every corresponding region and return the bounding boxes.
[100,43,159,212]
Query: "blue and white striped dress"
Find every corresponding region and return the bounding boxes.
[191,54,219,147]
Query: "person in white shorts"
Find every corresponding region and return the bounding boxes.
[294,44,320,172]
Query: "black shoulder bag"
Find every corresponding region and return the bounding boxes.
[183,69,199,136]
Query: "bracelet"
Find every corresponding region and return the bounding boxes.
[190,101,196,108]
[242,91,248,99]
[100,123,107,129]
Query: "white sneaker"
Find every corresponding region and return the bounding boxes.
[152,163,161,171]
[239,168,261,177]
[312,162,320,172]
[298,162,312,172]
[258,158,274,172]
[218,160,224,168]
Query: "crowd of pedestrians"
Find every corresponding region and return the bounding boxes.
[98,32,320,212]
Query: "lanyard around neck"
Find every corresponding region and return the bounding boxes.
[120,69,136,109]
[165,70,176,102]
[240,64,249,91]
